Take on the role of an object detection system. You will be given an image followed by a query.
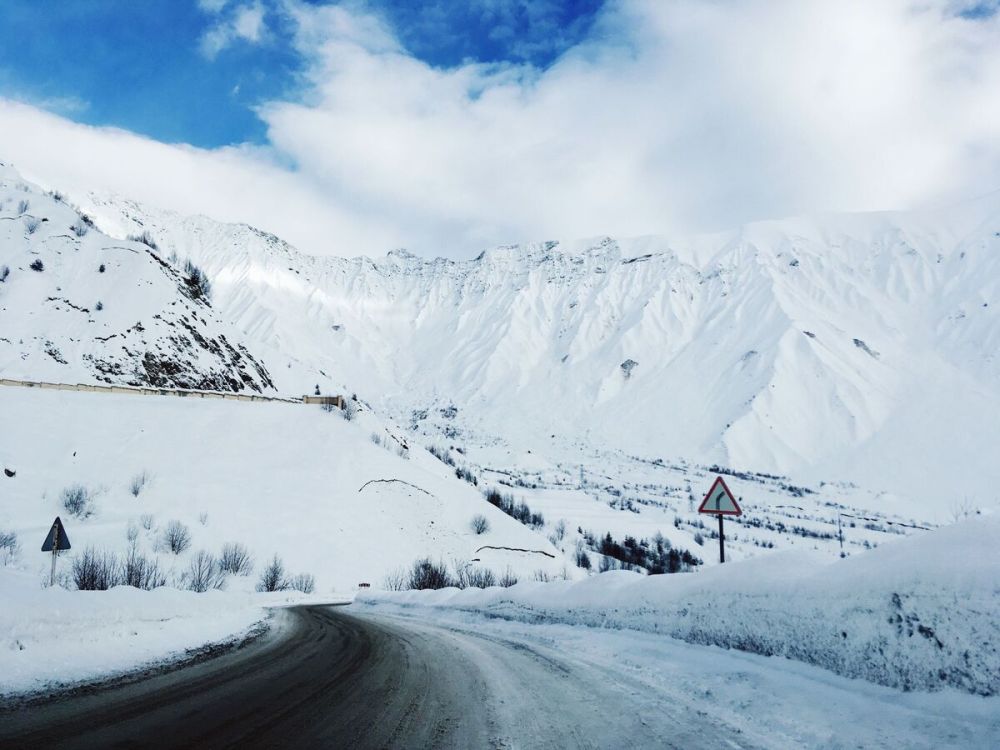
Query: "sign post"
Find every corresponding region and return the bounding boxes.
[41,516,71,586]
[697,477,742,564]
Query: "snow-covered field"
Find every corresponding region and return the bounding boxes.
[363,515,1000,696]
[0,567,266,697]
[0,385,568,594]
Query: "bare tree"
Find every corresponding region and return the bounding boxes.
[162,520,191,554]
[219,542,253,576]
[186,550,225,592]
[256,555,289,592]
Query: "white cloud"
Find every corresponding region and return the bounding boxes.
[2,0,1000,259]
[197,0,229,14]
[200,2,267,59]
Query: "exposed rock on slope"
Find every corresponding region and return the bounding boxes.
[0,164,275,392]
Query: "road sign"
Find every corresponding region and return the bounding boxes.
[698,477,742,564]
[42,516,70,587]
[697,477,742,516]
[41,517,71,552]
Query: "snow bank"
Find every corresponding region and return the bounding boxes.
[0,569,268,697]
[362,515,1000,695]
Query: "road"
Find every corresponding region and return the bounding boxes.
[0,604,744,750]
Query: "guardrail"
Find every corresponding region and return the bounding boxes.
[0,377,343,407]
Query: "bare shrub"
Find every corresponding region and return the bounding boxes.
[25,217,40,235]
[125,523,139,543]
[162,520,191,554]
[470,514,490,535]
[256,555,289,592]
[383,567,407,591]
[62,484,94,518]
[289,573,316,594]
[0,265,9,283]
[186,550,225,592]
[455,466,478,485]
[456,564,496,589]
[0,530,20,566]
[219,542,253,576]
[72,547,121,590]
[198,512,209,526]
[498,567,519,588]
[129,470,150,497]
[342,396,358,421]
[182,259,212,301]
[950,497,980,523]
[553,519,567,542]
[533,570,552,583]
[140,513,155,531]
[122,543,165,590]
[428,445,455,466]
[71,219,88,237]
[29,258,44,272]
[16,199,28,215]
[128,231,158,250]
[407,558,455,590]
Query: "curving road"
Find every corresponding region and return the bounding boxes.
[0,605,739,749]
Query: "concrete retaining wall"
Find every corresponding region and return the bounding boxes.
[0,377,335,406]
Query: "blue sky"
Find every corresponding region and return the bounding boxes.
[0,0,603,148]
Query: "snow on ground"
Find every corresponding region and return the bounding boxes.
[362,514,1000,696]
[361,604,1000,750]
[0,384,567,593]
[0,568,269,697]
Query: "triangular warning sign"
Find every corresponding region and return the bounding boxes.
[697,477,742,516]
[41,516,71,552]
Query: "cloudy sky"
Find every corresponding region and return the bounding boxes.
[0,0,998,259]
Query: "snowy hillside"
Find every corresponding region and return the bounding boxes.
[81,188,1000,514]
[0,165,278,393]
[0,384,566,592]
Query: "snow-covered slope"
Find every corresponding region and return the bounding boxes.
[0,385,566,591]
[0,165,278,392]
[82,188,1000,512]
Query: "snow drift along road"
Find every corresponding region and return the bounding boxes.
[363,514,1000,696]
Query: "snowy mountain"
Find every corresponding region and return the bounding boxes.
[80,186,1000,513]
[0,165,277,393]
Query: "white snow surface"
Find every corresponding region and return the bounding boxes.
[362,514,1000,695]
[0,567,267,697]
[0,385,568,593]
[77,186,1000,513]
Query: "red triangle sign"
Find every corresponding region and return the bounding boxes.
[698,476,742,516]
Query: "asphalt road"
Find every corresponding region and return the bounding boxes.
[0,605,740,749]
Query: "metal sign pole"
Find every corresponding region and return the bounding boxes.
[49,525,59,587]
[718,514,725,564]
